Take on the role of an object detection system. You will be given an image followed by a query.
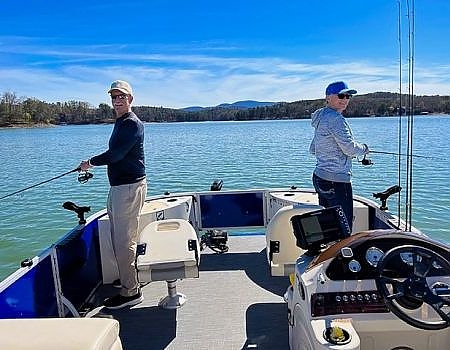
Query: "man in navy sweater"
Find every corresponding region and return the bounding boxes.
[79,80,147,309]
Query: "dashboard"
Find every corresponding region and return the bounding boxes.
[306,230,450,317]
[322,230,450,281]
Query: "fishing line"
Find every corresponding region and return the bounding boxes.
[370,150,433,159]
[368,1,416,230]
[0,167,93,200]
[359,149,433,167]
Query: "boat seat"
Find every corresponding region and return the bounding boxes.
[266,204,322,276]
[0,317,122,350]
[136,218,200,309]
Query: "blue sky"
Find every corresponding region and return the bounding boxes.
[1,0,449,109]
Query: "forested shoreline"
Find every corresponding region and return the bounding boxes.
[1,91,449,127]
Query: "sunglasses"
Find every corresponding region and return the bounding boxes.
[111,94,128,100]
[337,94,352,100]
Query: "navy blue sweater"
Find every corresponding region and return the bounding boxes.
[90,112,146,186]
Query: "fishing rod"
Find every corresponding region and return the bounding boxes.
[370,150,433,159]
[0,167,93,200]
[358,148,433,167]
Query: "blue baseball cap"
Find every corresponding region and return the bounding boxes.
[325,81,357,96]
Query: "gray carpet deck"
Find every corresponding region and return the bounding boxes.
[95,235,290,350]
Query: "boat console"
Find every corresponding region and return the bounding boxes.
[285,205,450,349]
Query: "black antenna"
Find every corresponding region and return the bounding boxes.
[397,0,402,227]
[409,0,415,231]
[404,0,415,231]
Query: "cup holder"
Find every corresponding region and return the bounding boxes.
[323,326,351,345]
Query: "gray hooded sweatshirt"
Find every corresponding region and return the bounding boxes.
[309,107,368,183]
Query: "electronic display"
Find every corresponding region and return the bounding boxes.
[291,206,350,253]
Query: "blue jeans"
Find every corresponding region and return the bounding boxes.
[312,174,353,232]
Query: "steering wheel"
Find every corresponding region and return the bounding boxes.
[375,244,450,330]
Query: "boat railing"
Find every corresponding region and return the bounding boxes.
[0,211,106,318]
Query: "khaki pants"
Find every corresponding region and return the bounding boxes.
[107,179,147,297]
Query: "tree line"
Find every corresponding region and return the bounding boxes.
[1,91,449,127]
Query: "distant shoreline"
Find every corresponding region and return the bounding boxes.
[1,92,449,126]
[2,113,450,129]
[0,123,55,129]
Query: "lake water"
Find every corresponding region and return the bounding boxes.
[1,116,449,280]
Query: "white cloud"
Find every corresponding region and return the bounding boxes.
[1,39,449,108]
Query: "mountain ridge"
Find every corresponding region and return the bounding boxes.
[181,100,277,112]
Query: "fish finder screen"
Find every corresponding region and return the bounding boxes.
[301,215,324,243]
[290,206,350,251]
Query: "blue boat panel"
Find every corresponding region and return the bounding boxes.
[56,220,102,311]
[0,255,57,318]
[200,192,264,228]
[372,215,393,230]
[367,207,394,230]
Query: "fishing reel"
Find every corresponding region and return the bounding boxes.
[78,171,93,184]
[359,155,373,166]
[200,229,229,254]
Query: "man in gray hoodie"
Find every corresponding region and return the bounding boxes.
[309,81,369,231]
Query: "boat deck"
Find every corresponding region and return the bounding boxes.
[94,235,290,350]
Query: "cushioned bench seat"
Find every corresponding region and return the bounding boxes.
[0,317,122,350]
[137,219,200,282]
[136,218,200,309]
[266,204,321,276]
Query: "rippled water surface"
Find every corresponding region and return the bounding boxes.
[1,116,449,279]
